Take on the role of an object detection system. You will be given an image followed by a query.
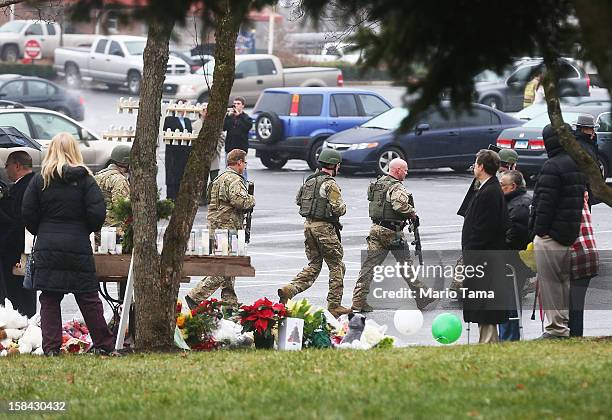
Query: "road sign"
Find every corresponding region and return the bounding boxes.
[24,39,41,60]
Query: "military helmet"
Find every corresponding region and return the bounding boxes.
[318,148,342,165]
[111,145,131,166]
[498,148,519,165]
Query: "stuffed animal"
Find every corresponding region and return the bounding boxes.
[0,299,28,330]
[341,313,366,344]
[18,322,42,354]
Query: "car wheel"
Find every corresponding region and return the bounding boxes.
[127,71,141,95]
[197,92,210,104]
[2,45,19,62]
[481,96,503,111]
[598,154,609,179]
[65,63,82,89]
[376,147,405,176]
[307,139,326,171]
[55,107,71,117]
[255,112,283,144]
[260,152,288,170]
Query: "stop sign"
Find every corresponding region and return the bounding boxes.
[24,39,42,60]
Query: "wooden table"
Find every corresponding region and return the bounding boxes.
[14,254,256,281]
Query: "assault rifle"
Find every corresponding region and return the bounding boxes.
[244,181,254,244]
[410,216,424,265]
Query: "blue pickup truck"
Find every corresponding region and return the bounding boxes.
[249,87,392,169]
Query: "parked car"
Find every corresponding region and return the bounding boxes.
[54,35,189,95]
[249,87,392,170]
[496,109,611,180]
[0,20,96,62]
[162,54,344,105]
[296,42,362,64]
[169,49,213,73]
[0,106,127,182]
[324,103,523,175]
[474,58,591,112]
[0,75,85,120]
[516,97,610,121]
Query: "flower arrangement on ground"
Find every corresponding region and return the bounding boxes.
[286,299,332,348]
[109,196,174,252]
[176,298,228,351]
[237,298,287,348]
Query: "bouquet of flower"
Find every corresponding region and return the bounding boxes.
[286,298,332,348]
[109,196,174,253]
[177,298,228,351]
[237,298,287,339]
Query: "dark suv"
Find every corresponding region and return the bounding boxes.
[474,58,590,112]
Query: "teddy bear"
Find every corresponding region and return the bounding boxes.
[341,313,366,345]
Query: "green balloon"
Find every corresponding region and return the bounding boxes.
[431,313,462,344]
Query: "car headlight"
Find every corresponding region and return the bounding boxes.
[348,142,379,150]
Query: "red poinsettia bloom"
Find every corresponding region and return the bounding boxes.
[254,318,269,334]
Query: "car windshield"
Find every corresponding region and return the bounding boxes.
[253,92,291,116]
[0,21,26,33]
[361,107,409,130]
[124,41,146,55]
[523,112,582,128]
[474,70,508,83]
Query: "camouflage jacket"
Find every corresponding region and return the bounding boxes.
[208,168,255,230]
[386,182,416,218]
[94,164,129,229]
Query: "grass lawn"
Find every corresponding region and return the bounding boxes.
[2,339,612,419]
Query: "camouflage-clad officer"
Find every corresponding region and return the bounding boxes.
[185,149,255,308]
[94,145,131,234]
[278,149,352,317]
[351,158,434,312]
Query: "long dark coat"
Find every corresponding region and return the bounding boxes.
[22,165,105,294]
[461,176,510,324]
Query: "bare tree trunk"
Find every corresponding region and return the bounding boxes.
[541,52,612,206]
[157,0,251,343]
[131,16,176,350]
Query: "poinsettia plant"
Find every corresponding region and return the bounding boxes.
[238,298,287,338]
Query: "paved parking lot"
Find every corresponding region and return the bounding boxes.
[53,85,612,345]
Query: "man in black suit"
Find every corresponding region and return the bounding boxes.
[461,149,510,343]
[0,151,36,316]
[163,104,193,200]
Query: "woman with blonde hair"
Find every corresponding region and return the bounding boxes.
[22,133,118,356]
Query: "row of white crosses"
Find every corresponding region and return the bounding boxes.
[102,98,209,145]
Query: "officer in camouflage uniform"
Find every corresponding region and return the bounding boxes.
[185,149,255,308]
[94,145,131,236]
[278,149,352,318]
[351,158,435,312]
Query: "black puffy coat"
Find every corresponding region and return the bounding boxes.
[529,125,586,246]
[504,187,532,251]
[22,165,105,293]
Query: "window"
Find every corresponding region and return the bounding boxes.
[558,63,579,79]
[597,113,611,133]
[253,92,291,115]
[0,113,31,136]
[458,108,493,127]
[108,41,123,57]
[358,94,390,117]
[95,39,108,54]
[421,110,459,130]
[508,64,539,85]
[330,94,359,117]
[257,59,277,76]
[27,81,53,97]
[46,24,56,36]
[236,60,258,78]
[0,81,25,97]
[29,113,80,140]
[25,23,43,36]
[298,95,323,116]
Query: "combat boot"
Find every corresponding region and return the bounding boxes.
[277,286,293,304]
[416,295,436,310]
[351,301,374,313]
[328,305,352,318]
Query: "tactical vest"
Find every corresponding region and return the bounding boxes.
[297,172,335,221]
[208,170,240,208]
[368,175,407,222]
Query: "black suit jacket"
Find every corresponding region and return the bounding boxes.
[0,172,35,256]
[163,115,193,133]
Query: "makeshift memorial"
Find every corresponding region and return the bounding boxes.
[178,298,227,351]
[237,298,287,349]
[286,299,332,349]
[431,313,462,344]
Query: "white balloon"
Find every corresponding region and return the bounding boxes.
[393,309,424,336]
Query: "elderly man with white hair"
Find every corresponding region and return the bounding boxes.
[351,158,434,312]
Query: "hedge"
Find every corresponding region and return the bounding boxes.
[0,63,57,80]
